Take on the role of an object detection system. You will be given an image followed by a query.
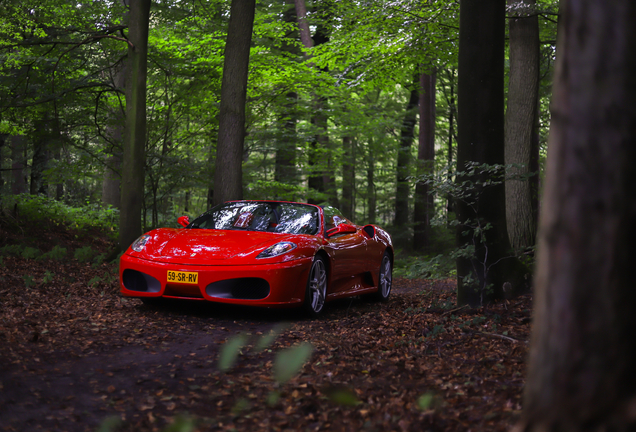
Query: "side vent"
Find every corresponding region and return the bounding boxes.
[362,225,376,239]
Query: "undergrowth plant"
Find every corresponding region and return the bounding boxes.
[1,194,118,237]
[413,162,537,304]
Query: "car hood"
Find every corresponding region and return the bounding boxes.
[129,228,298,265]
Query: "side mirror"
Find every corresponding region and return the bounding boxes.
[326,223,357,237]
[177,215,190,228]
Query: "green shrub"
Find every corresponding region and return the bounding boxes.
[40,245,68,261]
[21,247,41,259]
[2,194,118,236]
[74,246,95,262]
[0,244,23,257]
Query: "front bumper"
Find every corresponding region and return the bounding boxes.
[119,253,312,307]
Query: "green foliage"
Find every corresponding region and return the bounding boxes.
[23,274,35,288]
[217,327,313,385]
[88,276,103,288]
[40,245,68,261]
[21,247,41,259]
[397,254,456,279]
[273,342,314,384]
[74,246,96,263]
[43,270,54,284]
[218,334,250,373]
[0,244,23,257]
[2,195,118,235]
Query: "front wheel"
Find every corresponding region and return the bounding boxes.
[374,252,392,301]
[304,256,328,317]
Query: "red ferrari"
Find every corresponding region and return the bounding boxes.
[119,201,393,316]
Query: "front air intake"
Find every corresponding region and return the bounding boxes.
[206,278,270,300]
[122,269,161,293]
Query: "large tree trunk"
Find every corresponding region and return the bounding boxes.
[413,71,436,251]
[212,0,255,205]
[394,86,419,228]
[505,0,540,252]
[456,0,529,306]
[119,0,151,251]
[515,1,636,430]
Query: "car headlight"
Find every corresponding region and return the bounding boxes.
[256,242,296,259]
[131,235,151,252]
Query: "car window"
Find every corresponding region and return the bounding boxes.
[323,206,352,233]
[189,202,319,235]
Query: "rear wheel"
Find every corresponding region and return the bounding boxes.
[375,252,392,301]
[304,256,327,317]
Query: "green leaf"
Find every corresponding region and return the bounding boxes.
[218,334,249,372]
[273,342,313,383]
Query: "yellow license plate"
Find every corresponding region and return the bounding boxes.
[167,270,199,284]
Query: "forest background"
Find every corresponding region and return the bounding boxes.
[0,0,559,286]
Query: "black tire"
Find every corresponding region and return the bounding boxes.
[374,251,392,301]
[303,256,328,317]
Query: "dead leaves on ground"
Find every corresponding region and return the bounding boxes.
[0,229,532,432]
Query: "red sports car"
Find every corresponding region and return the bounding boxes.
[119,201,393,316]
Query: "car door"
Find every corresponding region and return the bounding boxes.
[322,207,368,293]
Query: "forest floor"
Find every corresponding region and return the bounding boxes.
[0,218,532,432]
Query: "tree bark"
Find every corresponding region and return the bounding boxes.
[341,136,355,220]
[212,0,256,205]
[394,86,419,228]
[413,71,436,251]
[102,61,126,209]
[456,0,529,306]
[30,118,50,196]
[10,135,27,195]
[119,0,151,251]
[515,1,636,430]
[505,0,540,252]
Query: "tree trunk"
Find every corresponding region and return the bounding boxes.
[515,2,636,430]
[414,71,436,251]
[119,0,151,251]
[505,0,540,252]
[212,0,256,205]
[341,136,355,220]
[456,0,529,306]
[10,135,27,195]
[30,118,50,196]
[394,86,419,228]
[367,140,376,224]
[102,61,126,209]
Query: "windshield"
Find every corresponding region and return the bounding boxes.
[188,202,320,235]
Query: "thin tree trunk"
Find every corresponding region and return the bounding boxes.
[414,71,436,251]
[341,136,355,220]
[505,0,540,252]
[367,140,376,224]
[213,0,255,205]
[30,119,50,196]
[394,86,419,228]
[119,0,151,251]
[515,1,636,430]
[10,135,27,195]
[102,61,126,209]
